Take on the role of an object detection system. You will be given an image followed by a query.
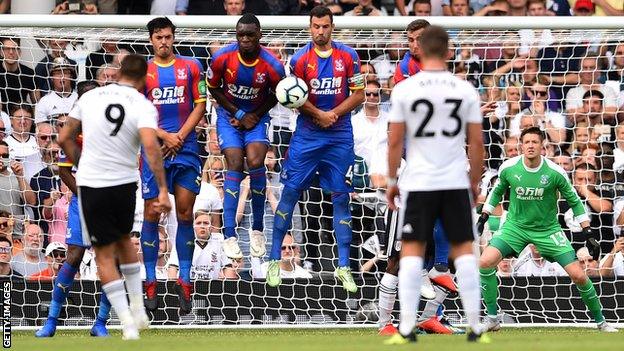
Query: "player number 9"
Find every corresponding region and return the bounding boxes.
[105,103,125,137]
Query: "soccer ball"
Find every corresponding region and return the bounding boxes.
[275,76,308,109]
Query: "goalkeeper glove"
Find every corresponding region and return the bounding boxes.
[476,212,489,236]
[582,226,600,260]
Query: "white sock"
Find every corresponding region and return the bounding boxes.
[420,285,448,321]
[102,279,131,321]
[398,256,423,336]
[454,254,482,334]
[378,273,398,327]
[120,262,144,311]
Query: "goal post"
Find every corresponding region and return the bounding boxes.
[1,15,623,329]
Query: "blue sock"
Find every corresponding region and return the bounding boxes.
[48,262,78,319]
[433,219,449,267]
[436,304,444,318]
[332,192,352,268]
[249,166,267,232]
[141,219,159,283]
[176,219,194,284]
[96,290,111,324]
[269,185,300,261]
[223,170,243,239]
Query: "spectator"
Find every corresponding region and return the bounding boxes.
[606,43,624,94]
[497,258,515,277]
[447,0,469,15]
[566,56,618,123]
[167,212,229,280]
[412,0,432,15]
[547,0,571,15]
[510,83,566,143]
[579,90,616,128]
[0,236,20,277]
[599,237,624,277]
[0,0,8,13]
[572,0,595,15]
[569,122,592,156]
[507,0,528,15]
[0,141,34,230]
[536,40,586,109]
[326,2,344,15]
[527,0,548,15]
[176,0,225,15]
[0,118,6,142]
[577,248,600,277]
[224,0,244,15]
[34,39,77,96]
[344,0,387,15]
[85,40,120,80]
[395,0,445,15]
[34,58,78,125]
[95,64,120,86]
[48,181,70,244]
[52,1,98,14]
[474,0,509,15]
[613,123,624,170]
[503,135,520,159]
[0,210,17,252]
[29,140,62,235]
[137,229,169,280]
[552,150,574,174]
[0,37,37,113]
[251,233,312,279]
[27,241,66,281]
[360,63,378,86]
[514,244,567,276]
[352,80,388,170]
[11,222,47,276]
[194,154,224,229]
[4,105,44,181]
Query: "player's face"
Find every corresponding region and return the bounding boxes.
[309,16,334,49]
[150,27,175,60]
[236,23,261,57]
[521,133,542,159]
[407,28,424,57]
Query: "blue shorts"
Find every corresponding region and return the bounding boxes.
[66,196,90,248]
[141,155,201,200]
[281,135,354,193]
[216,107,270,150]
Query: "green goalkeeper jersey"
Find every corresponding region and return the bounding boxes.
[483,155,589,232]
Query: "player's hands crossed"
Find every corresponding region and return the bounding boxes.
[154,190,172,214]
[314,110,338,128]
[240,112,260,130]
[161,132,183,158]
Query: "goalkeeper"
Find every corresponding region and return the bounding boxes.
[477,126,617,333]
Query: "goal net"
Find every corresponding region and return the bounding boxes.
[1,16,623,328]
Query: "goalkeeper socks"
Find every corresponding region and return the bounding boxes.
[269,185,299,261]
[249,166,267,232]
[176,219,195,284]
[455,254,482,334]
[120,262,144,310]
[96,290,111,323]
[141,219,159,283]
[577,279,605,323]
[398,256,423,336]
[48,262,79,319]
[223,170,243,239]
[479,267,499,316]
[378,273,398,326]
[332,192,352,268]
[432,219,450,266]
[420,285,448,320]
[102,279,130,320]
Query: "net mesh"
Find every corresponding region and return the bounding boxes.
[1,25,623,327]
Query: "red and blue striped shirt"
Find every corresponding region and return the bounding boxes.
[394,52,422,84]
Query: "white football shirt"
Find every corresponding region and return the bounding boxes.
[389,70,482,191]
[166,233,231,280]
[70,83,158,188]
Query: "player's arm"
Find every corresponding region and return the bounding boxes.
[332,89,365,118]
[386,121,405,211]
[58,117,83,167]
[140,127,171,213]
[332,52,365,119]
[467,122,485,200]
[58,166,77,194]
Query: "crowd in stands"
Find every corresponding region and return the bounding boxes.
[1,0,624,283]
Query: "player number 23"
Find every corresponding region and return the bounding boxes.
[411,98,462,138]
[105,103,125,136]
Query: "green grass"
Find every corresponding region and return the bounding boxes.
[9,327,624,351]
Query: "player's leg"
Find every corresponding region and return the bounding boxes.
[172,183,198,315]
[266,135,319,287]
[428,220,457,294]
[378,206,400,335]
[141,163,164,311]
[116,233,150,330]
[245,136,270,258]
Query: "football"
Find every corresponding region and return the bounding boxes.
[275,76,309,109]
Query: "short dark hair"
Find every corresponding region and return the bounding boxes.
[520,126,545,141]
[583,89,604,100]
[77,80,100,98]
[575,162,597,172]
[237,13,260,29]
[406,19,430,32]
[418,25,448,59]
[0,37,19,47]
[147,17,176,37]
[310,5,333,24]
[366,80,381,89]
[120,54,148,81]
[0,140,8,148]
[0,210,10,218]
[8,104,33,117]
[553,149,571,158]
[0,236,11,247]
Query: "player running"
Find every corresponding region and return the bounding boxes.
[478,126,618,333]
[142,17,206,315]
[266,5,365,292]
[35,81,112,338]
[207,13,285,260]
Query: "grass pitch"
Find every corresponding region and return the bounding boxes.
[10,327,624,351]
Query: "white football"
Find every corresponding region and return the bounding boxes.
[275,76,309,109]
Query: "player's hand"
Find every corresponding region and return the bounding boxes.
[476,212,490,236]
[386,185,400,211]
[10,161,24,177]
[161,132,183,150]
[240,112,260,130]
[314,111,338,128]
[582,226,600,260]
[153,190,172,214]
[229,117,241,129]
[162,145,178,159]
